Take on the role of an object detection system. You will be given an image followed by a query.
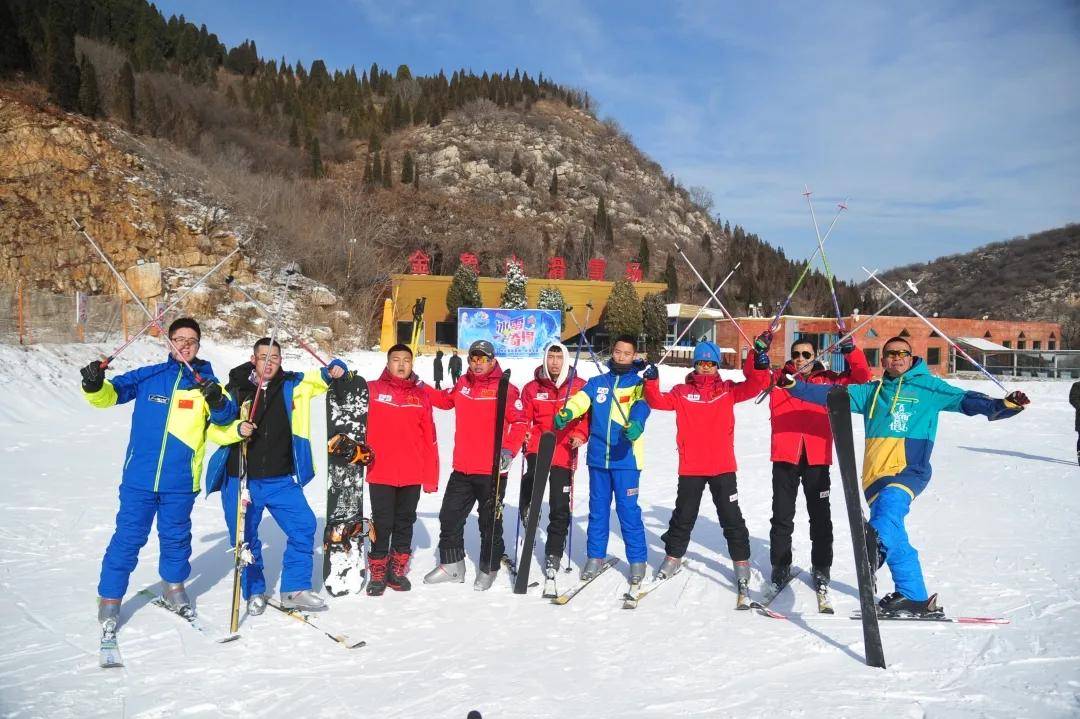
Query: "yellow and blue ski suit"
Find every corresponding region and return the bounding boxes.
[562,359,651,564]
[83,355,236,598]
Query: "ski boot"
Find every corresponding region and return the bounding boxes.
[767,564,791,599]
[246,594,268,616]
[812,566,833,614]
[162,581,193,617]
[366,556,389,597]
[628,562,647,586]
[655,555,682,581]
[543,555,559,581]
[733,560,751,610]
[473,568,498,591]
[877,591,943,618]
[280,589,327,611]
[423,560,466,584]
[580,557,607,581]
[387,550,412,592]
[98,596,121,629]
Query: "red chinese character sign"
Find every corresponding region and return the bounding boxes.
[587,258,606,281]
[459,253,479,273]
[408,249,430,275]
[547,256,566,280]
[625,262,642,282]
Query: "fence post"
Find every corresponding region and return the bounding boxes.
[17,281,25,345]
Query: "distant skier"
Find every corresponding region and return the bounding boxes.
[642,339,770,606]
[424,340,526,590]
[205,337,347,615]
[433,349,445,390]
[780,335,1029,616]
[555,335,651,587]
[1071,379,1080,466]
[80,318,235,628]
[448,349,463,385]
[765,335,872,602]
[329,343,440,596]
[517,342,589,582]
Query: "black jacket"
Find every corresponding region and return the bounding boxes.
[225,363,295,479]
[433,350,444,380]
[448,353,463,378]
[1071,381,1080,431]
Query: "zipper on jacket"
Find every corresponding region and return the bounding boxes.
[152,372,182,492]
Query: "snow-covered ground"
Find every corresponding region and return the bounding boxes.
[1,338,1078,718]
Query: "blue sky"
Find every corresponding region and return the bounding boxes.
[155,0,1080,281]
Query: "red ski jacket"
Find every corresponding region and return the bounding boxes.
[366,369,440,492]
[516,365,589,470]
[643,356,769,476]
[768,348,872,465]
[427,361,526,476]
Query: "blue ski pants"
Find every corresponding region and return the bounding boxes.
[869,485,928,601]
[586,467,647,564]
[98,484,197,599]
[221,475,317,599]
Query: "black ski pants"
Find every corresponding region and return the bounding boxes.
[437,471,507,573]
[660,473,750,562]
[368,483,421,558]
[769,452,833,570]
[518,453,573,558]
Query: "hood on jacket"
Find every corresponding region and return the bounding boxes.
[538,341,571,388]
[882,356,929,384]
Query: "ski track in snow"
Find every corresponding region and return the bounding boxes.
[1,339,1078,718]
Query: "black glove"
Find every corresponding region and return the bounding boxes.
[642,363,659,381]
[328,433,374,466]
[839,336,855,355]
[198,379,226,410]
[1004,391,1030,408]
[753,330,773,353]
[754,351,770,370]
[81,361,105,392]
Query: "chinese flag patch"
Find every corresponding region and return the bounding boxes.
[178,399,194,409]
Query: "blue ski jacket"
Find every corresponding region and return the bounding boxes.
[563,359,651,470]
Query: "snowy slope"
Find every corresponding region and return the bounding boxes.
[1,339,1078,718]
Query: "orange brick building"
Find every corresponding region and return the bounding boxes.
[714,315,1064,377]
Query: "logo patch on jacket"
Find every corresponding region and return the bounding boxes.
[619,395,631,403]
[378,393,393,402]
[178,399,194,409]
[626,487,638,497]
[687,393,701,401]
[536,392,549,400]
[461,386,471,396]
[149,394,168,404]
[596,387,608,404]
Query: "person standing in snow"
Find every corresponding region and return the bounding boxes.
[329,343,440,596]
[423,340,526,590]
[433,349,445,390]
[205,337,347,615]
[554,335,651,587]
[765,335,872,599]
[779,335,1029,616]
[641,339,770,605]
[80,318,236,628]
[1071,379,1080,466]
[516,342,589,581]
[448,349,463,385]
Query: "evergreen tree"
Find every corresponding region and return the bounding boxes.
[510,149,523,177]
[310,136,324,178]
[642,292,668,359]
[115,61,136,126]
[381,154,392,188]
[0,0,32,74]
[362,153,373,187]
[372,150,383,184]
[225,84,238,105]
[604,279,644,340]
[637,236,651,274]
[288,119,300,147]
[537,286,566,313]
[525,165,536,187]
[549,168,558,197]
[446,263,482,316]
[77,54,100,117]
[499,261,528,309]
[663,254,679,301]
[401,151,414,184]
[46,0,80,111]
[701,232,712,256]
[413,161,420,190]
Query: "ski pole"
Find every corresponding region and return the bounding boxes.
[657,263,739,366]
[559,302,591,574]
[767,200,847,331]
[565,305,632,426]
[861,268,1008,392]
[676,246,754,348]
[225,276,330,367]
[560,302,592,412]
[72,218,203,382]
[805,187,848,332]
[100,239,250,368]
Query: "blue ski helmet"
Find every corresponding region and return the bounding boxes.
[693,342,722,365]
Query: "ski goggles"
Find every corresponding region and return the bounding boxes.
[468,353,493,363]
[791,350,814,360]
[883,349,912,358]
[694,360,718,368]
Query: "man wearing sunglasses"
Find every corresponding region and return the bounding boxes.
[424,340,526,591]
[80,318,236,629]
[780,336,1029,616]
[765,334,872,604]
[641,340,771,606]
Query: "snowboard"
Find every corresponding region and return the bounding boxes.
[514,432,557,594]
[323,372,370,596]
[827,386,886,669]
